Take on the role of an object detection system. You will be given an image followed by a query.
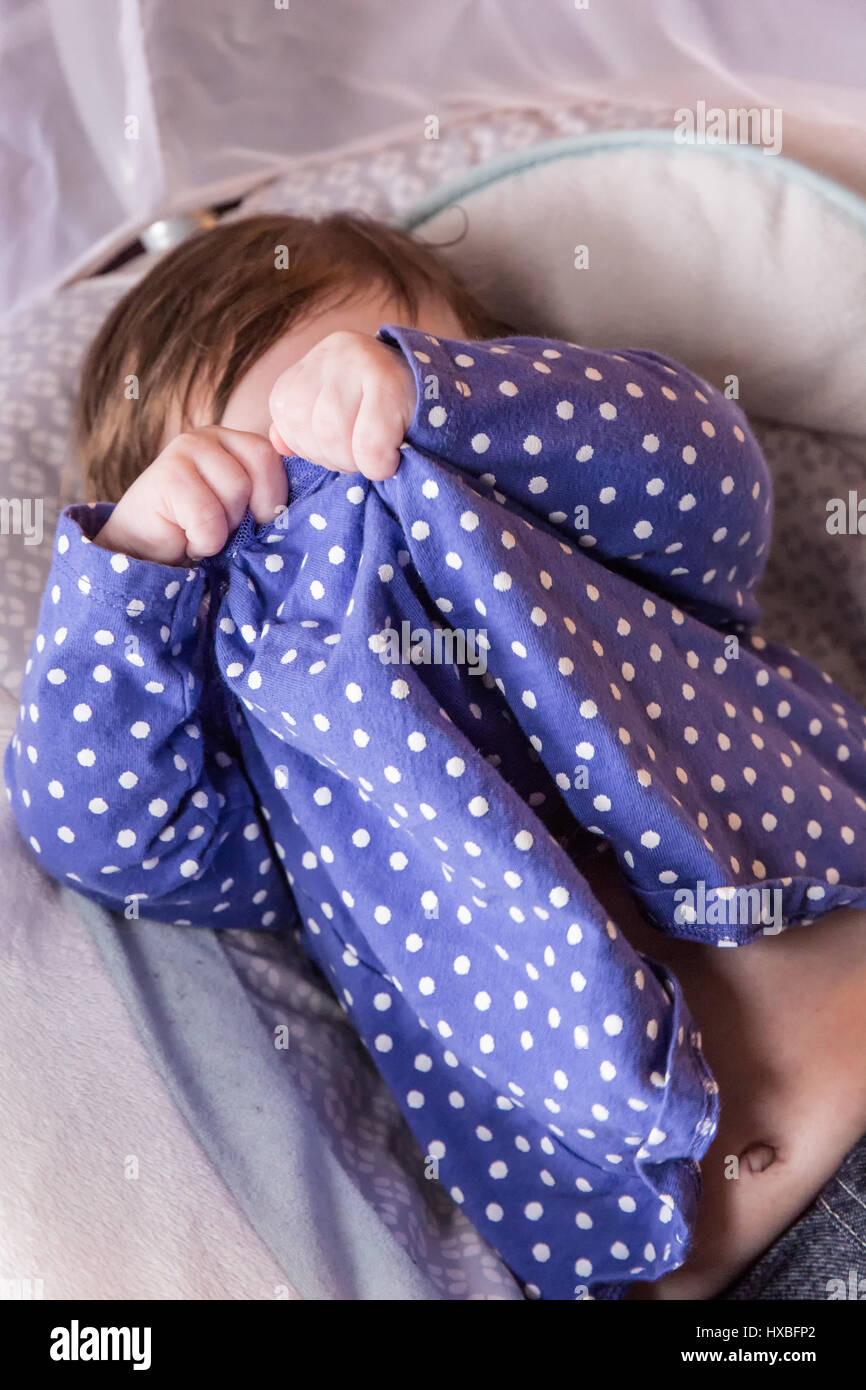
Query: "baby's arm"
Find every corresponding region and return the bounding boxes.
[377,325,773,630]
[3,503,295,930]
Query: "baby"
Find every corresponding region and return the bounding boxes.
[6,211,866,1302]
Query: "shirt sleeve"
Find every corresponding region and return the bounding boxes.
[376,323,773,630]
[3,502,297,931]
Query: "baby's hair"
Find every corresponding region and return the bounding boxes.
[75,210,516,503]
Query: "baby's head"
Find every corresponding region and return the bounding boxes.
[75,211,515,503]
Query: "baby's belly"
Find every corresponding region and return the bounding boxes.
[575,843,866,1300]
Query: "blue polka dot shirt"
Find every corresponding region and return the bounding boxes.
[6,325,866,1299]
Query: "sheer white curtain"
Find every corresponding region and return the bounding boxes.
[2,0,865,321]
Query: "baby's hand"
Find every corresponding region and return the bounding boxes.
[92,426,287,565]
[268,330,417,481]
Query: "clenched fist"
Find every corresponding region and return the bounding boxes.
[267,330,418,481]
[92,426,287,566]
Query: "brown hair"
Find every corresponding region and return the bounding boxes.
[75,211,516,503]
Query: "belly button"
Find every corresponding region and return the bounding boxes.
[741,1142,778,1173]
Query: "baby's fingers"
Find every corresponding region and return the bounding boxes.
[269,422,295,458]
[158,465,232,561]
[209,428,287,525]
[351,378,409,481]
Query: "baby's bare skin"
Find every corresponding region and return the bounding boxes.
[574,840,866,1299]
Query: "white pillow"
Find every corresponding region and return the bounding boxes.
[407,132,866,437]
